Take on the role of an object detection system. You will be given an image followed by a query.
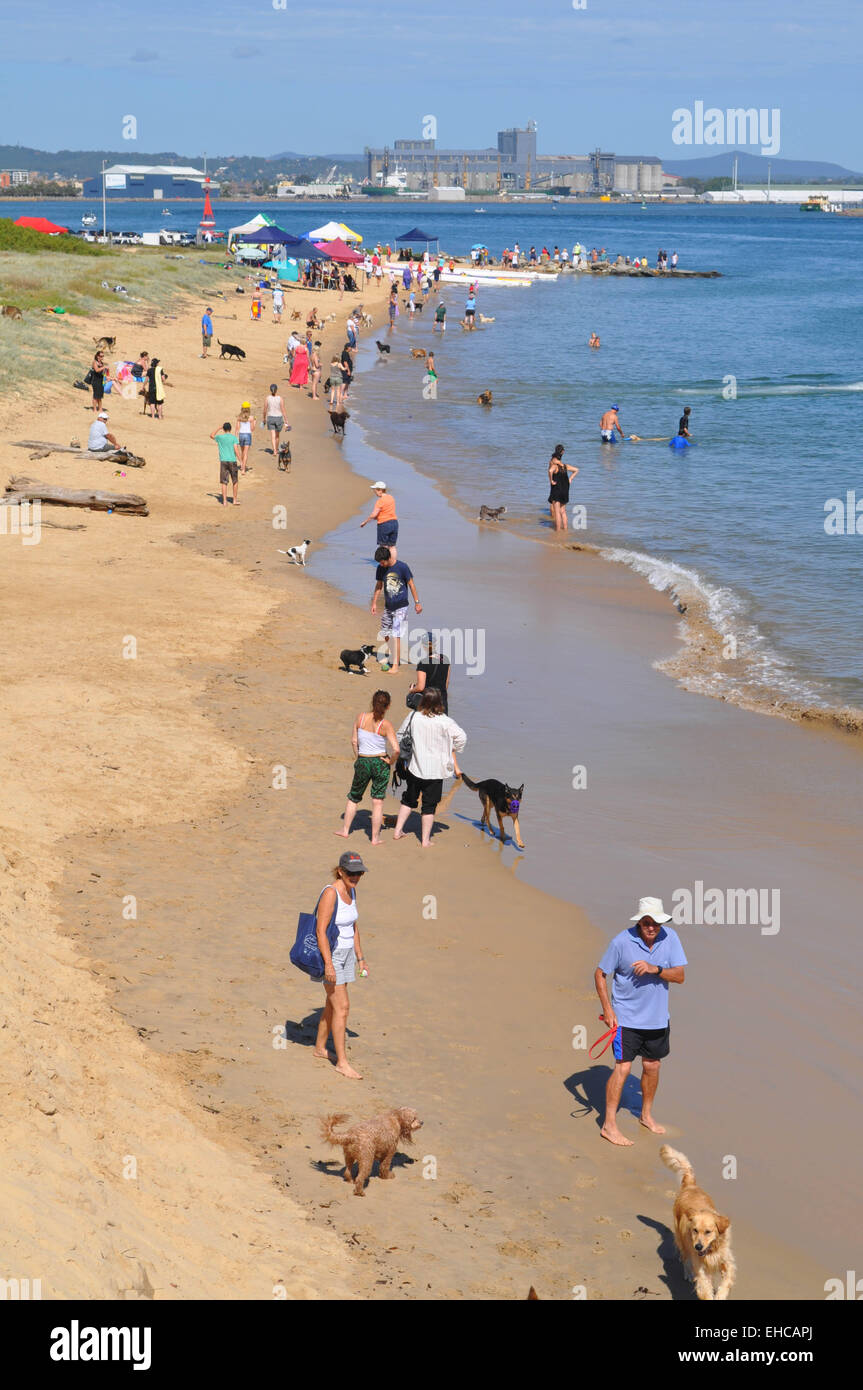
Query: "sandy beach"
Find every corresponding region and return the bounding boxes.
[0,253,856,1301]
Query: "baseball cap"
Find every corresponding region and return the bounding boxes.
[611,404,620,411]
[205,305,213,311]
[339,851,367,874]
[370,480,387,491]
[241,401,251,409]
[97,410,109,419]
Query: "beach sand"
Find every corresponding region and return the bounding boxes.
[0,264,850,1299]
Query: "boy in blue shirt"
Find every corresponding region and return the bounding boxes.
[594,897,687,1147]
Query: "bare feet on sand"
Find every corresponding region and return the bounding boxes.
[312,1048,333,1061]
[600,1125,634,1147]
[333,829,349,838]
[335,1063,363,1079]
[640,1114,666,1134]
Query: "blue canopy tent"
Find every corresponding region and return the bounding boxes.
[394,226,439,256]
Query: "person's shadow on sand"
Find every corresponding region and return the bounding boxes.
[283,1010,358,1048]
[565,1065,643,1127]
[636,1215,694,1299]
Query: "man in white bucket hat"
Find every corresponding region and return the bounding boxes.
[594,897,687,1147]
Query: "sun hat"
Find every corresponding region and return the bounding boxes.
[241,401,251,409]
[339,850,367,874]
[630,896,671,924]
[370,480,387,490]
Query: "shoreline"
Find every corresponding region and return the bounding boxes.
[1,254,857,1297]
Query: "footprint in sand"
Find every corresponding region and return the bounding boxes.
[594,1215,612,1224]
[575,1175,597,1189]
[618,1230,632,1241]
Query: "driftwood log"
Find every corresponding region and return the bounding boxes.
[5,477,149,516]
[12,441,146,467]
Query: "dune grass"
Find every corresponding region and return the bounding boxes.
[0,243,242,393]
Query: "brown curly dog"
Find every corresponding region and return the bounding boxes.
[320,1107,423,1196]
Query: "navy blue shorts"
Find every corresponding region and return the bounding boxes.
[613,1025,670,1063]
[377,521,399,546]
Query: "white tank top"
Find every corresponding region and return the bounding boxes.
[357,714,387,756]
[331,885,358,949]
[266,394,282,417]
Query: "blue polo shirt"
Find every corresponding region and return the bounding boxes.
[598,926,687,1029]
[202,313,213,335]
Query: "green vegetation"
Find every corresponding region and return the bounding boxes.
[0,182,81,199]
[0,217,106,255]
[0,242,239,393]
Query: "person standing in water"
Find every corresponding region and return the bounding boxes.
[547,443,579,532]
[600,405,625,443]
[678,406,693,439]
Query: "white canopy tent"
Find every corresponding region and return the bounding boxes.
[306,219,362,243]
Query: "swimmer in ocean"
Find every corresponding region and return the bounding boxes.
[589,332,601,349]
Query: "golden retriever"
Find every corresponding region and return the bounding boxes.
[660,1145,736,1300]
[320,1107,423,1196]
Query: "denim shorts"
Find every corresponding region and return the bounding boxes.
[377,521,399,547]
[331,944,356,985]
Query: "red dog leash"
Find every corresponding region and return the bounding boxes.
[589,1015,617,1059]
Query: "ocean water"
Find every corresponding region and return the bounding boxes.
[7,196,863,709]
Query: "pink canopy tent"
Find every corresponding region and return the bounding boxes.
[314,237,363,265]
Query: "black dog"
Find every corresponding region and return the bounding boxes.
[278,440,292,472]
[339,644,376,675]
[376,341,391,354]
[461,775,525,849]
[329,410,350,436]
[218,340,246,360]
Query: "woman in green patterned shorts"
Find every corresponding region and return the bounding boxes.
[335,689,400,846]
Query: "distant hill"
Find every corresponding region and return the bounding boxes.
[663,150,863,182]
[0,145,365,184]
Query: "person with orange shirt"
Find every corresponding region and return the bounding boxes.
[360,481,398,559]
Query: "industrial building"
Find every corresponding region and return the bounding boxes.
[81,165,220,200]
[365,126,665,194]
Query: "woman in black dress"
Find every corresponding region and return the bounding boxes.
[547,442,579,532]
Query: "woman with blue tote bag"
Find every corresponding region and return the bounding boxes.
[312,851,369,1080]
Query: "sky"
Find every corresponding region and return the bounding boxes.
[0,0,861,166]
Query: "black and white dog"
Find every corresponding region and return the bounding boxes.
[339,644,377,675]
[278,540,311,566]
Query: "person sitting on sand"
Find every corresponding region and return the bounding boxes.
[600,405,625,443]
[312,850,369,1079]
[336,690,400,847]
[88,410,119,454]
[594,897,687,1146]
[678,405,693,438]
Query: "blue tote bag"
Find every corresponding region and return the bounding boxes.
[290,886,340,981]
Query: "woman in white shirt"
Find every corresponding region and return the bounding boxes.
[313,850,369,1080]
[393,689,467,848]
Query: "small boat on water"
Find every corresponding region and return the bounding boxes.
[800,194,829,212]
[161,208,172,217]
[81,213,97,227]
[474,207,486,213]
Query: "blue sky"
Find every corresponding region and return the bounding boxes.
[0,0,860,165]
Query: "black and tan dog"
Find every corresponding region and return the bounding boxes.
[461,775,524,849]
